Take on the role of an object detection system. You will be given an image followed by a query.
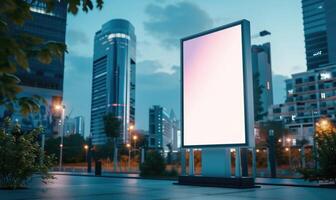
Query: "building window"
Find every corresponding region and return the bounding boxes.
[321,92,326,99]
[266,81,271,90]
[320,72,331,80]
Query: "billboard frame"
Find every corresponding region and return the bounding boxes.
[180,19,253,148]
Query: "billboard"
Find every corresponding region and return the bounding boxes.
[181,20,253,147]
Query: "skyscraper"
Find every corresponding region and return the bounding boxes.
[1,0,67,135]
[90,19,136,145]
[148,105,171,152]
[302,0,336,70]
[64,116,85,137]
[251,43,274,121]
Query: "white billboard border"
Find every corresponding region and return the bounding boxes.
[180,19,255,148]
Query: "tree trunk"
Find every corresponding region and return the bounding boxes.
[113,138,118,172]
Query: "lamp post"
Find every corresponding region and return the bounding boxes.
[84,144,89,162]
[311,111,318,170]
[126,143,131,171]
[286,138,292,169]
[55,104,65,171]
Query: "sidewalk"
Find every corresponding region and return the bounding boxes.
[50,171,335,188]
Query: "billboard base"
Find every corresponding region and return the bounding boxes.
[177,176,257,188]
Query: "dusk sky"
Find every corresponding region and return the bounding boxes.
[63,0,306,136]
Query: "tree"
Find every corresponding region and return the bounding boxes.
[45,134,86,163]
[140,150,166,177]
[103,113,122,171]
[0,0,104,189]
[0,118,55,189]
[0,0,103,115]
[300,118,336,184]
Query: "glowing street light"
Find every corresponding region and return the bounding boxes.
[133,135,138,141]
[54,104,65,171]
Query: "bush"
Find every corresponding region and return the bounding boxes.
[300,120,336,184]
[0,120,55,189]
[140,150,166,177]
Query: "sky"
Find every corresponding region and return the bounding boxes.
[63,0,307,136]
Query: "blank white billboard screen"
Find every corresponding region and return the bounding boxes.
[183,24,246,146]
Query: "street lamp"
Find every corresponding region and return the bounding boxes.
[126,143,131,171]
[84,144,89,162]
[55,104,65,171]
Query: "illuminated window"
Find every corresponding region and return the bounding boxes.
[266,81,271,90]
[320,72,331,80]
[321,93,326,99]
[288,89,294,95]
[108,33,130,40]
[313,50,322,56]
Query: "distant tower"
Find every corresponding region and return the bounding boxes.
[302,0,336,70]
[148,105,171,152]
[252,43,274,120]
[90,19,136,144]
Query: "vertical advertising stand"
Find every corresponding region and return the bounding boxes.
[179,20,256,188]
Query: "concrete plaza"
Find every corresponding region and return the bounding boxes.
[1,175,336,200]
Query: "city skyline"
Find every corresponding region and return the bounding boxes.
[63,0,306,135]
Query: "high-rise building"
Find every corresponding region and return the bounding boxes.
[0,0,67,135]
[148,105,172,152]
[252,43,274,121]
[90,19,136,145]
[64,116,85,137]
[302,0,336,70]
[268,63,336,146]
[169,110,181,152]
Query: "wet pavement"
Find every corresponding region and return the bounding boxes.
[1,175,336,200]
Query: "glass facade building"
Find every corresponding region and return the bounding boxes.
[148,105,172,152]
[302,0,336,70]
[90,19,136,145]
[1,0,67,136]
[252,43,274,120]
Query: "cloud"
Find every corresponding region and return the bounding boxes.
[136,65,180,129]
[67,29,89,46]
[144,1,213,49]
[272,74,289,104]
[137,60,162,75]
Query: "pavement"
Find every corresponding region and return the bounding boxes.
[50,171,331,187]
[1,175,336,200]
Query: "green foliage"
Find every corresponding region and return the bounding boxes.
[0,118,55,189]
[300,124,336,183]
[94,140,114,160]
[0,0,103,115]
[45,134,86,163]
[140,150,166,177]
[103,113,122,139]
